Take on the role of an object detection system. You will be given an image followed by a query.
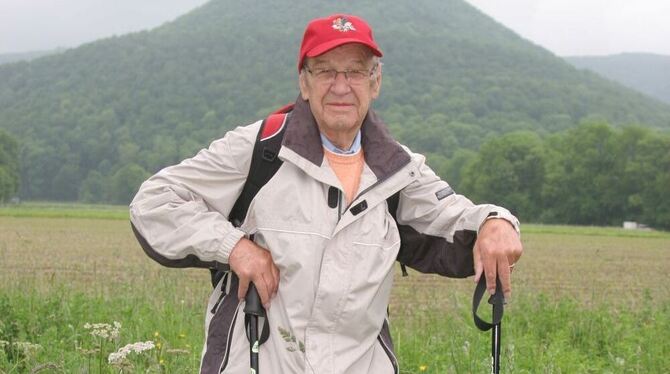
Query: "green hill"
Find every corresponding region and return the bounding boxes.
[0,49,64,65]
[1,0,670,202]
[565,53,670,104]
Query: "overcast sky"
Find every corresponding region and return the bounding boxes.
[1,0,668,56]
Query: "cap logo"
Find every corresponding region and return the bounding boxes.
[332,17,356,32]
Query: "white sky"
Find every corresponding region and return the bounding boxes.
[0,0,668,56]
[465,0,670,56]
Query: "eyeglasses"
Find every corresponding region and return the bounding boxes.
[304,63,380,85]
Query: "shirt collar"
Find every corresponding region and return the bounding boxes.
[320,131,362,155]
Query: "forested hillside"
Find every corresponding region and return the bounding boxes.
[566,53,670,104]
[0,129,19,202]
[0,49,63,65]
[1,0,669,221]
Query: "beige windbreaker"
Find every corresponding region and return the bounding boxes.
[130,97,520,374]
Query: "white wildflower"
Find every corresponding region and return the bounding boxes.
[84,321,121,340]
[108,341,155,365]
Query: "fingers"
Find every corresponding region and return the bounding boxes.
[270,262,280,298]
[483,252,498,296]
[228,238,280,309]
[237,276,250,301]
[473,219,523,297]
[473,242,483,283]
[497,259,512,300]
[255,273,271,309]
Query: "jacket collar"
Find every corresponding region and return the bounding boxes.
[282,96,411,180]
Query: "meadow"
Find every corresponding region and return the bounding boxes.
[0,204,669,373]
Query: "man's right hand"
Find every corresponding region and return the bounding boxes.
[228,238,280,309]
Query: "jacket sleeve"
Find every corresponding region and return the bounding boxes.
[395,150,520,278]
[129,121,261,269]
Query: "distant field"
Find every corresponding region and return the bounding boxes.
[0,202,128,220]
[0,207,669,372]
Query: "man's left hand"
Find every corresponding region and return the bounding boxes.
[473,218,523,300]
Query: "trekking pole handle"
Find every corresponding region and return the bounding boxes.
[244,283,265,317]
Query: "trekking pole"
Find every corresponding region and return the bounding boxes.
[472,274,505,374]
[244,283,264,374]
[491,308,501,373]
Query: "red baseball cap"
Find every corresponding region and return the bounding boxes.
[298,14,383,71]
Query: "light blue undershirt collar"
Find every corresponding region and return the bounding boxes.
[320,131,362,155]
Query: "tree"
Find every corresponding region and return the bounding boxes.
[110,163,150,204]
[542,121,625,225]
[460,131,546,221]
[0,130,19,202]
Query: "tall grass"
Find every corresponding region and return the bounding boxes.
[2,287,668,372]
[392,292,670,373]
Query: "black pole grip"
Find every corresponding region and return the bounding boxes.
[244,283,265,317]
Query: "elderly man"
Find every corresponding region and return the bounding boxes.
[130,14,522,374]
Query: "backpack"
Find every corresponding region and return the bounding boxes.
[210,106,405,287]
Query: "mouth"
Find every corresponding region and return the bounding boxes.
[326,103,354,109]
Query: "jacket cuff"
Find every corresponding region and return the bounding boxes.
[479,210,521,235]
[217,227,246,263]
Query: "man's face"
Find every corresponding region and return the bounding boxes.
[299,43,382,143]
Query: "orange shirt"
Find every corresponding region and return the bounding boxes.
[324,147,364,205]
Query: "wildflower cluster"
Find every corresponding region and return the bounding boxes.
[0,340,42,355]
[108,341,155,365]
[84,321,121,340]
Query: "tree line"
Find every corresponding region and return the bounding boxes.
[454,121,670,229]
[4,119,669,230]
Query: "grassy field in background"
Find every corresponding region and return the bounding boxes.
[0,202,128,220]
[1,205,669,373]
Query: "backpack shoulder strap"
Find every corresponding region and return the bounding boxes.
[210,106,291,287]
[228,109,291,226]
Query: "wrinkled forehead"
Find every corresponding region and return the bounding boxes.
[304,43,376,68]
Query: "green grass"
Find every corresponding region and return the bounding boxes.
[0,284,204,373]
[2,288,668,373]
[0,202,128,220]
[393,292,670,373]
[523,223,670,238]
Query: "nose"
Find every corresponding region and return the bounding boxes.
[329,72,352,95]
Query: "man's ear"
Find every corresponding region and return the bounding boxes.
[299,71,310,101]
[370,65,382,100]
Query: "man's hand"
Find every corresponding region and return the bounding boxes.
[473,218,523,300]
[228,238,280,309]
